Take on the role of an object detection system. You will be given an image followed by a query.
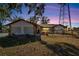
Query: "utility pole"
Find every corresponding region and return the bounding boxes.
[59,3,72,34]
[67,4,72,31]
[59,3,65,25]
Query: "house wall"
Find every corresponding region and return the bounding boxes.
[41,25,66,34]
[10,21,34,35]
[53,26,64,34]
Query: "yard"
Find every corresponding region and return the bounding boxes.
[0,33,79,56]
[0,42,53,56]
[41,34,79,47]
[41,34,79,56]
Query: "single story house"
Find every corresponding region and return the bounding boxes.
[6,19,67,35]
[53,25,67,34]
[6,19,41,36]
[40,24,67,34]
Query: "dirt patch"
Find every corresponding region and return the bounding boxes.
[0,42,54,56]
[41,34,79,47]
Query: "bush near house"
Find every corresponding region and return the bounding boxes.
[0,34,41,47]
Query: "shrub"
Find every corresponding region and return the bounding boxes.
[0,34,41,47]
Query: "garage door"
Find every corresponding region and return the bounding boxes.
[12,27,22,35]
[23,27,33,35]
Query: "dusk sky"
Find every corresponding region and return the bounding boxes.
[13,3,79,27]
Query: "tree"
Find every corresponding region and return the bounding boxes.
[6,3,45,23]
[0,3,22,32]
[27,3,45,16]
[26,3,45,23]
[29,16,40,23]
[0,3,45,31]
[0,4,10,32]
[7,3,45,17]
[41,16,50,24]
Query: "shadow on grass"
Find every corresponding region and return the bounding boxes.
[40,41,79,56]
[0,35,41,48]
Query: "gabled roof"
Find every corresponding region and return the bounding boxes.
[6,19,67,28]
[53,24,67,28]
[6,19,40,27]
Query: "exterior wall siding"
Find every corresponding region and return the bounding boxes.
[53,26,64,34]
[10,21,34,35]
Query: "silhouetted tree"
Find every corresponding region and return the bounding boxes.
[29,16,40,23]
[0,3,45,31]
[0,4,10,32]
[41,16,50,24]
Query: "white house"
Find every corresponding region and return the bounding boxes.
[40,24,67,34]
[53,25,66,34]
[6,19,40,35]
